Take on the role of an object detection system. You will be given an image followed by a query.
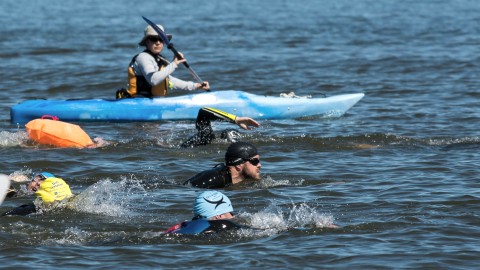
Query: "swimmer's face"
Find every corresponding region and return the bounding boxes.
[27,175,45,192]
[240,155,261,181]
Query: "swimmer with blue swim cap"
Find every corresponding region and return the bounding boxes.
[164,191,240,235]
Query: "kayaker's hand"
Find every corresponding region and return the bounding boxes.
[235,117,260,130]
[196,81,210,91]
[174,52,187,65]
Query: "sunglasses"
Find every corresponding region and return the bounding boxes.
[244,157,260,166]
[147,36,163,43]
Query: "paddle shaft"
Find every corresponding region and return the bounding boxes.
[167,43,204,84]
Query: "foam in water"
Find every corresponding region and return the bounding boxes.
[0,131,29,147]
[71,176,147,217]
[237,203,337,237]
[9,169,32,183]
[256,175,304,188]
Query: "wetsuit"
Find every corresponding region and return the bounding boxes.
[164,219,241,235]
[181,107,241,148]
[183,163,232,189]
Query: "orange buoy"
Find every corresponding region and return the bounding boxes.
[25,118,94,148]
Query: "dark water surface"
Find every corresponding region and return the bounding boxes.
[1,0,479,269]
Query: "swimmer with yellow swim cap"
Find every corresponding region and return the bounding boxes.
[28,172,73,203]
[1,172,73,216]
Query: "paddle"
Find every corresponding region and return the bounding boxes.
[0,174,11,206]
[142,16,206,87]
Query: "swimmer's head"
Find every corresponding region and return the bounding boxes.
[193,190,234,220]
[225,141,258,166]
[28,172,55,192]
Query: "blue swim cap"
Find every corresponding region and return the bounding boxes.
[38,172,55,179]
[193,191,233,220]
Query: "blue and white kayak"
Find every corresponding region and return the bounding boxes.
[10,90,364,124]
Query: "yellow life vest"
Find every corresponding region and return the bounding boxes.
[126,51,172,98]
[35,177,73,204]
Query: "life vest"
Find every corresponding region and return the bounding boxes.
[35,177,73,204]
[25,118,94,148]
[127,50,171,97]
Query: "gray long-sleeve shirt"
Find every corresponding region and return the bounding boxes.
[132,52,198,91]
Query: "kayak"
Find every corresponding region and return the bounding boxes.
[10,90,364,124]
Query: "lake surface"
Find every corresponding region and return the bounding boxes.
[0,0,479,269]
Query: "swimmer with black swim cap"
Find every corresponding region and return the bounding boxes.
[184,141,262,189]
[181,107,260,148]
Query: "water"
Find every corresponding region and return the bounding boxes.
[1,0,479,269]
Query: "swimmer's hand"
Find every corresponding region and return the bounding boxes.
[235,117,260,130]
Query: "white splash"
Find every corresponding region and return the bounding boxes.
[256,175,304,188]
[71,176,147,217]
[237,203,337,237]
[9,169,33,183]
[0,130,29,147]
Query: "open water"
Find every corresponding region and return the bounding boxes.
[0,0,479,269]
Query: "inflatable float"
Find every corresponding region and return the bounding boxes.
[25,117,94,148]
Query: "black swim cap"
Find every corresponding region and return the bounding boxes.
[225,141,258,166]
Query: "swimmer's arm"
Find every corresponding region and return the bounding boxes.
[201,107,260,130]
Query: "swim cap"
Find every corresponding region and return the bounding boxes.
[225,141,258,166]
[35,177,72,203]
[38,172,55,179]
[193,191,234,219]
[220,129,242,143]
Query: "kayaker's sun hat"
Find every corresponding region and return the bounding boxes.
[193,191,234,220]
[225,141,258,166]
[138,24,172,46]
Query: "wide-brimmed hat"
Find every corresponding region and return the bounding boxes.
[138,24,172,46]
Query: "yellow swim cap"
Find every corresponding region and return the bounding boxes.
[35,177,72,203]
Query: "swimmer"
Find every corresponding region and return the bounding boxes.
[183,141,261,188]
[164,190,241,235]
[1,172,73,216]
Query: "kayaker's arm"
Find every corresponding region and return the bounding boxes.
[136,53,200,91]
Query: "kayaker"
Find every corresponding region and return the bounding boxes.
[116,24,210,99]
[183,141,261,188]
[181,107,260,148]
[1,172,73,216]
[164,190,241,235]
